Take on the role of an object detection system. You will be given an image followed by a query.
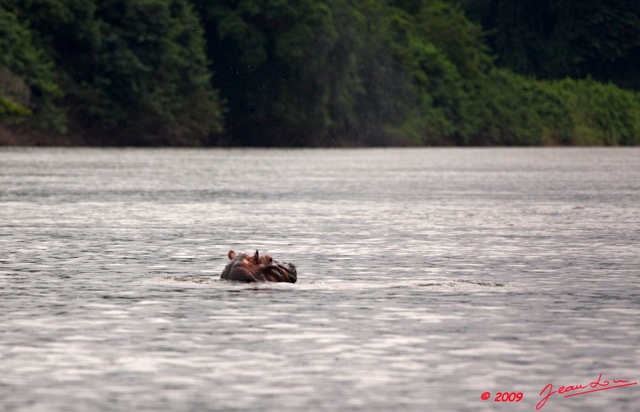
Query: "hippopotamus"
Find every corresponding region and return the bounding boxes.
[220,250,297,283]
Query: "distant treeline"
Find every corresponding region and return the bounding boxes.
[1,0,639,146]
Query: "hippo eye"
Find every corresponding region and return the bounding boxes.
[266,256,273,264]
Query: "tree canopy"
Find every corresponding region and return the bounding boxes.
[1,0,639,146]
[456,0,640,90]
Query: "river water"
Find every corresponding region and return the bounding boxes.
[1,147,639,411]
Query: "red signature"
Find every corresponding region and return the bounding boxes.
[536,374,637,410]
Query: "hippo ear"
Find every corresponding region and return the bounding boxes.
[228,250,236,260]
[253,250,260,264]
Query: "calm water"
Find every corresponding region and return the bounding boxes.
[1,147,639,411]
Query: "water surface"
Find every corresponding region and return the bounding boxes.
[1,148,639,411]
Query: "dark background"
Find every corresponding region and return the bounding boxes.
[1,0,639,146]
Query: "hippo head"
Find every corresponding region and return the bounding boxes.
[220,250,297,283]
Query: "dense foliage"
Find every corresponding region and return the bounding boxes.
[1,0,639,145]
[456,0,640,90]
[1,0,223,144]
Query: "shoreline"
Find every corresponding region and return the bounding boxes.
[2,126,635,148]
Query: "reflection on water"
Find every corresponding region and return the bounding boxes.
[1,147,639,411]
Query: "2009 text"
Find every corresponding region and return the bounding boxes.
[480,392,523,402]
[495,392,523,402]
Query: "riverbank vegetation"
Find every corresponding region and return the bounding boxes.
[1,0,639,146]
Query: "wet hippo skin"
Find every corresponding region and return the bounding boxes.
[220,250,297,283]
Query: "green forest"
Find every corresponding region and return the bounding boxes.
[1,0,639,146]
